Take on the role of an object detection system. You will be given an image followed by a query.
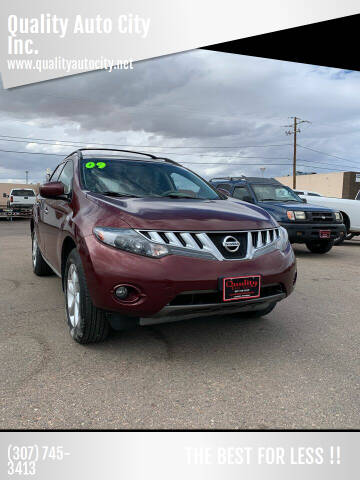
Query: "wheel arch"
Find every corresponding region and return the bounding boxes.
[61,236,77,289]
[340,211,350,231]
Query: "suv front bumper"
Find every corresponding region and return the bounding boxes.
[79,235,297,320]
[279,222,346,243]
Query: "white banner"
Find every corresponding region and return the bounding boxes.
[1,0,359,87]
[2,432,359,479]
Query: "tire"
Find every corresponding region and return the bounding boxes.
[242,302,276,318]
[333,232,345,245]
[305,239,334,254]
[64,248,109,344]
[345,233,355,241]
[334,215,351,245]
[32,231,53,276]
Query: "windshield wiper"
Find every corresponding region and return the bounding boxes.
[99,191,141,198]
[161,193,199,199]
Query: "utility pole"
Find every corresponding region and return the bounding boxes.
[25,170,29,184]
[284,116,311,189]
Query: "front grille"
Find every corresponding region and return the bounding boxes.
[137,228,280,261]
[206,232,248,259]
[309,212,334,223]
[169,284,285,306]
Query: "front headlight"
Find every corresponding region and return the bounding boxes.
[277,226,290,252]
[287,210,306,221]
[335,211,342,222]
[94,227,169,258]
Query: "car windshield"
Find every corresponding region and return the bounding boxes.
[12,190,35,196]
[80,158,220,200]
[252,184,302,202]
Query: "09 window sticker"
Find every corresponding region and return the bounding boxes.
[85,161,106,169]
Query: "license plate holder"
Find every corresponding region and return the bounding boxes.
[220,275,261,302]
[319,230,331,239]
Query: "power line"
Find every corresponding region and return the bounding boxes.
[1,133,356,169]
[0,134,292,149]
[0,147,349,171]
[297,143,360,168]
[0,143,291,160]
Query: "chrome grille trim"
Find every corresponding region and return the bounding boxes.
[137,228,280,261]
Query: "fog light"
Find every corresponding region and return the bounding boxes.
[115,286,129,299]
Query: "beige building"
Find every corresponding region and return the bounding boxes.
[276,171,360,199]
[0,183,40,206]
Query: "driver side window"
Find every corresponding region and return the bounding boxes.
[58,161,74,195]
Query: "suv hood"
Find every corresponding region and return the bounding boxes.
[87,194,276,231]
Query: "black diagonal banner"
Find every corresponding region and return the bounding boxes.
[203,14,360,71]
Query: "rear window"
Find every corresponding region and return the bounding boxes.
[11,190,35,196]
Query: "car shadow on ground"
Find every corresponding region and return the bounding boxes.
[86,308,291,364]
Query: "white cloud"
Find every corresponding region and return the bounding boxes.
[0,50,359,183]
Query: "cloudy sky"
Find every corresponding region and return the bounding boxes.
[0,49,359,184]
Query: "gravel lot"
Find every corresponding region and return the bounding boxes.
[0,220,359,429]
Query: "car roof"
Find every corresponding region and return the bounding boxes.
[210,176,282,185]
[65,148,178,165]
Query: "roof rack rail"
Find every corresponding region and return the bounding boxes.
[73,147,159,160]
[210,176,246,181]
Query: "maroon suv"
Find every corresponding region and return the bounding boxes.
[31,149,296,343]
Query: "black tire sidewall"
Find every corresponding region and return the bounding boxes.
[305,239,334,253]
[64,249,86,342]
[64,248,109,344]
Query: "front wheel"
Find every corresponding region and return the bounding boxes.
[64,249,109,344]
[305,239,334,254]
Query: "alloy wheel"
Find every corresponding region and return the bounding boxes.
[67,263,81,327]
[32,234,37,268]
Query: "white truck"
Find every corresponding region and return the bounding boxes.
[0,188,36,219]
[294,190,360,242]
[8,188,36,208]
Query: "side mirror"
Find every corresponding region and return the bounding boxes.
[242,195,254,204]
[217,188,229,197]
[39,182,65,199]
[302,198,307,203]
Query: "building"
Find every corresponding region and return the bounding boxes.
[276,171,360,199]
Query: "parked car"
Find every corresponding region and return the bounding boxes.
[210,177,345,254]
[31,149,297,344]
[294,190,360,242]
[293,190,321,197]
[7,188,36,208]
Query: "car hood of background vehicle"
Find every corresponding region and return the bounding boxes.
[87,193,276,231]
[258,200,335,213]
